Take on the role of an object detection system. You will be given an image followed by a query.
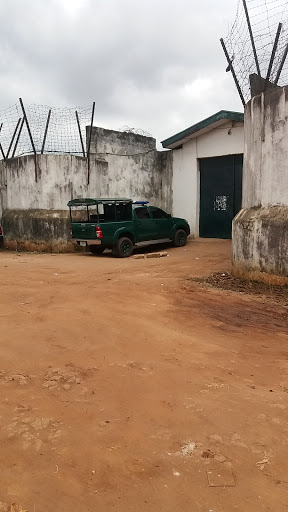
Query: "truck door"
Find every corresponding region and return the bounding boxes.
[149,206,173,239]
[134,207,155,242]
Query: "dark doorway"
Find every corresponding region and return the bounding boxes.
[199,154,243,239]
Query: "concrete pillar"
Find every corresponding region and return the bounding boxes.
[232,86,288,283]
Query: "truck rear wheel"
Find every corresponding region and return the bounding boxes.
[114,237,133,258]
[173,229,187,247]
[89,245,105,255]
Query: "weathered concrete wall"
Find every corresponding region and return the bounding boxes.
[242,88,288,208]
[172,121,244,236]
[0,154,96,250]
[2,209,75,252]
[0,161,7,220]
[88,127,172,211]
[0,128,173,250]
[232,86,288,281]
[233,206,288,279]
[1,154,93,212]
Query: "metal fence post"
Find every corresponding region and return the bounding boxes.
[41,109,52,154]
[19,98,38,182]
[87,101,95,185]
[75,111,85,158]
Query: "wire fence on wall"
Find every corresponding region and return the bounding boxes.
[0,100,94,161]
[221,0,288,104]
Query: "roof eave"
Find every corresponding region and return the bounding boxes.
[161,110,244,149]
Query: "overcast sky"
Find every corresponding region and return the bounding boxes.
[0,0,242,145]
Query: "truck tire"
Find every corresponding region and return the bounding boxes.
[172,229,187,247]
[114,237,133,258]
[89,245,105,255]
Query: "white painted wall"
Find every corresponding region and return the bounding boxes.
[172,121,244,236]
[172,139,199,236]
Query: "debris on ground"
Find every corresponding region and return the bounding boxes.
[256,457,270,470]
[0,373,30,385]
[10,504,28,512]
[134,252,168,259]
[190,272,288,306]
[180,441,196,456]
[214,454,227,463]
[209,435,223,444]
[42,367,84,390]
[206,466,235,487]
[202,450,215,459]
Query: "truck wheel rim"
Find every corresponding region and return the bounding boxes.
[122,242,131,254]
[178,233,185,245]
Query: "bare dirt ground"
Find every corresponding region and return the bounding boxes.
[0,239,288,512]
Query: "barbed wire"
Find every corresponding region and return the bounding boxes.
[119,126,153,138]
[0,101,93,160]
[223,0,288,103]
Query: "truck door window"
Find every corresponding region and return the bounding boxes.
[150,207,170,219]
[135,207,150,219]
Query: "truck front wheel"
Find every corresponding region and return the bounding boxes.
[114,237,133,258]
[172,229,187,247]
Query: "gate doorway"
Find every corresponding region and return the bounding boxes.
[199,154,243,239]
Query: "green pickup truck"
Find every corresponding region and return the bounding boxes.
[68,198,190,257]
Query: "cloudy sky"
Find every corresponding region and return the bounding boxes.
[0,0,242,145]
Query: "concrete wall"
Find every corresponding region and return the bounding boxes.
[88,127,172,212]
[232,86,288,281]
[172,121,244,236]
[0,128,173,250]
[233,206,288,279]
[0,154,91,213]
[0,159,7,220]
[242,89,288,208]
[0,154,98,250]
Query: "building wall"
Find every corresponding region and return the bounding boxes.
[172,121,244,236]
[232,86,288,281]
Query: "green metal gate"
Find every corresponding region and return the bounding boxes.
[199,154,243,239]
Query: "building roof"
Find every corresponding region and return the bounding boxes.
[161,110,244,149]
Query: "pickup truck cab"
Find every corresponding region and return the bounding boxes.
[68,198,190,258]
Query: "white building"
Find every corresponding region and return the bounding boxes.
[161,110,244,239]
